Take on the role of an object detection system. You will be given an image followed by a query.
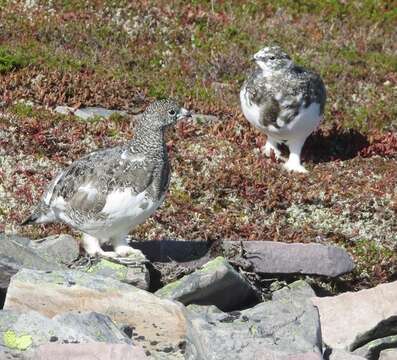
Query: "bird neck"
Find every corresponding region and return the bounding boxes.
[128,122,167,157]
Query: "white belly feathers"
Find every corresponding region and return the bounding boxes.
[240,86,322,142]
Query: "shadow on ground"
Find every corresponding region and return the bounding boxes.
[129,239,211,263]
[303,125,369,164]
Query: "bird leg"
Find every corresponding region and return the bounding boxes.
[283,138,308,173]
[262,137,283,160]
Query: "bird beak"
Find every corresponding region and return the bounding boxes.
[177,108,192,120]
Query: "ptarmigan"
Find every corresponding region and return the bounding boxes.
[22,99,191,259]
[240,46,326,173]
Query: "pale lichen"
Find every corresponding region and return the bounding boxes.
[3,330,33,351]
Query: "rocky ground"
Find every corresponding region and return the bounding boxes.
[0,233,396,360]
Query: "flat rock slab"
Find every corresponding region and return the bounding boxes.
[185,280,322,360]
[312,280,397,351]
[155,256,258,311]
[0,310,131,356]
[0,234,63,289]
[234,241,354,277]
[55,106,127,120]
[4,269,189,358]
[33,343,148,360]
[29,234,79,265]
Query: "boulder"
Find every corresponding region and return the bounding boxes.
[0,234,149,291]
[29,234,79,265]
[155,257,258,311]
[352,335,397,359]
[0,309,131,357]
[4,269,190,358]
[231,241,354,277]
[311,280,397,351]
[0,234,62,289]
[185,280,322,359]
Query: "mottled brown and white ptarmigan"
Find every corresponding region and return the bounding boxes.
[240,46,326,173]
[22,99,191,259]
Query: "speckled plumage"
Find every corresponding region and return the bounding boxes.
[23,99,191,258]
[240,46,326,172]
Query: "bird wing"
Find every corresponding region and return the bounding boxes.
[45,147,155,221]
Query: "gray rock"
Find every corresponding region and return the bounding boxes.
[33,343,148,360]
[186,304,225,322]
[353,335,397,360]
[191,114,219,124]
[0,234,63,289]
[55,106,127,120]
[29,234,79,265]
[155,256,258,311]
[328,349,366,360]
[186,280,322,360]
[0,309,131,356]
[0,234,149,291]
[4,269,191,359]
[238,241,354,277]
[379,349,397,360]
[84,254,150,290]
[312,280,397,351]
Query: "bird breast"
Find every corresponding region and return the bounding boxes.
[240,85,263,130]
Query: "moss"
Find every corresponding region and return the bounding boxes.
[249,325,257,336]
[0,47,29,73]
[11,103,34,117]
[3,330,33,351]
[86,259,127,279]
[156,278,183,297]
[199,257,227,273]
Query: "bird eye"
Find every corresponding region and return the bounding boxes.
[168,109,176,116]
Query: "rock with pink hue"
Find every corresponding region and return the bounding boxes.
[4,269,190,358]
[328,349,366,360]
[311,280,397,351]
[238,241,354,277]
[33,343,148,360]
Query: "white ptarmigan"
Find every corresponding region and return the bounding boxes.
[22,99,191,258]
[240,46,326,173]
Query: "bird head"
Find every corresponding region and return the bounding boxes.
[252,46,292,73]
[143,99,191,129]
